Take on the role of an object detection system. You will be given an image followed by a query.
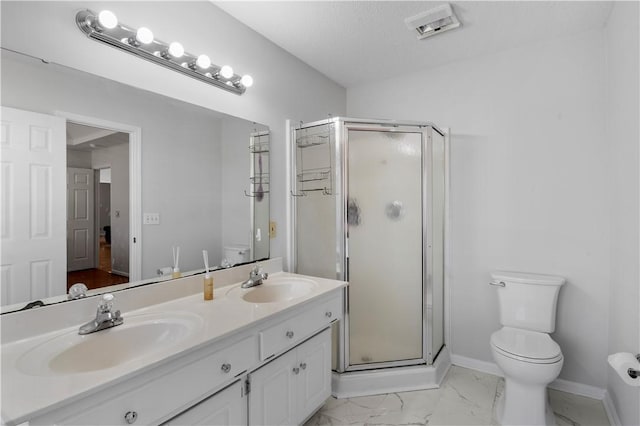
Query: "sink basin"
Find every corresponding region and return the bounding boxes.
[16,312,203,376]
[228,276,317,304]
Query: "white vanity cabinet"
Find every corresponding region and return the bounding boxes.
[4,277,346,426]
[29,335,258,426]
[249,328,332,426]
[163,381,246,426]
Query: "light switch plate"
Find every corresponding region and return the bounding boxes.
[143,213,160,225]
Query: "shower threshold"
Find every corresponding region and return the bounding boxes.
[331,347,451,398]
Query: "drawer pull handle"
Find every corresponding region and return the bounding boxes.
[221,363,232,373]
[286,330,294,339]
[293,367,300,375]
[325,311,332,318]
[300,362,307,370]
[124,411,138,424]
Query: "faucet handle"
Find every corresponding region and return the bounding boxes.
[68,283,88,300]
[250,264,262,276]
[98,293,115,313]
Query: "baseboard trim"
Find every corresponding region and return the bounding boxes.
[450,354,606,400]
[110,269,129,277]
[450,354,503,377]
[549,378,605,400]
[602,390,622,426]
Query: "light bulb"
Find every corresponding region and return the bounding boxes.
[220,65,234,79]
[97,10,118,29]
[241,75,254,87]
[168,42,184,58]
[136,27,154,44]
[196,54,211,69]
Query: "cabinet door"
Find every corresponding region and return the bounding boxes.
[163,381,245,426]
[296,328,331,423]
[249,350,297,426]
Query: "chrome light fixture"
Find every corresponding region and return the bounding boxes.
[76,9,253,95]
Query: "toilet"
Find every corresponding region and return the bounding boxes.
[489,271,565,426]
[223,245,250,266]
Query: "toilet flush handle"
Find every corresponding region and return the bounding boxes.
[489,280,506,287]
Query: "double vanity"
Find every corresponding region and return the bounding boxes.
[1,260,346,425]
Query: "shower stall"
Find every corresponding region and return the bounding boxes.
[291,117,446,383]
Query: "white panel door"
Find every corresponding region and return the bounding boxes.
[249,349,297,426]
[67,167,94,271]
[0,106,66,305]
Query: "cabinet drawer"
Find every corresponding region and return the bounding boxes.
[259,295,341,360]
[163,381,245,426]
[55,335,258,425]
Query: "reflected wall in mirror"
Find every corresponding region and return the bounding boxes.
[0,49,270,310]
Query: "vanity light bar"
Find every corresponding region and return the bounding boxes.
[75,9,253,95]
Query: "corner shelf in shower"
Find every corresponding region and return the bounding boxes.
[297,168,330,182]
[294,126,334,197]
[296,133,329,148]
[248,130,269,198]
[249,141,269,153]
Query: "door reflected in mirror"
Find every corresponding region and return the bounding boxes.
[0,49,270,311]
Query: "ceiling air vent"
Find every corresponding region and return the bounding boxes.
[405,4,460,40]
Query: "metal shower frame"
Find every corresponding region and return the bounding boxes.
[291,117,445,373]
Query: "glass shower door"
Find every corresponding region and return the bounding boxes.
[346,128,424,368]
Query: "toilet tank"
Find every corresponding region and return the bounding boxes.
[491,271,565,333]
[224,245,250,266]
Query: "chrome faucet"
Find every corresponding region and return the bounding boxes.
[241,265,268,289]
[79,293,123,335]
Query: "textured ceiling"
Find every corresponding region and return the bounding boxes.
[214,1,613,88]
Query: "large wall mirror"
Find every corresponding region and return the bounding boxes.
[1,49,270,312]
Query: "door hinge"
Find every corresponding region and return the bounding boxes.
[133,237,136,243]
[243,378,251,396]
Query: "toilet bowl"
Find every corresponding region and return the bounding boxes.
[489,271,565,426]
[491,327,563,425]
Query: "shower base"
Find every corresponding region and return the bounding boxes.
[331,347,451,398]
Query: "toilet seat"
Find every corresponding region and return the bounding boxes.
[491,327,562,364]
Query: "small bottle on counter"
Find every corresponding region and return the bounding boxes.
[202,249,213,301]
[172,246,181,278]
[172,267,181,279]
[204,273,214,300]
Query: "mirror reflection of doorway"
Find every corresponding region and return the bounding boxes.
[66,123,129,291]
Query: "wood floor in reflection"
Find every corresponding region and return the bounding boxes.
[67,237,128,291]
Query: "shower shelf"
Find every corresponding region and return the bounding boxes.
[290,187,332,197]
[297,169,330,182]
[296,133,329,148]
[250,174,269,185]
[244,189,270,197]
[249,141,269,153]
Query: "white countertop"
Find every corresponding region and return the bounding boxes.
[0,271,346,424]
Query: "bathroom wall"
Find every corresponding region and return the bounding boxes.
[604,2,640,425]
[348,29,610,390]
[0,1,346,266]
[91,143,129,275]
[67,150,92,168]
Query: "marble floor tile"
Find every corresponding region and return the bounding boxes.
[306,366,610,426]
[549,389,610,426]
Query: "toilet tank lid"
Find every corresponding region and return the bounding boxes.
[491,271,566,286]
